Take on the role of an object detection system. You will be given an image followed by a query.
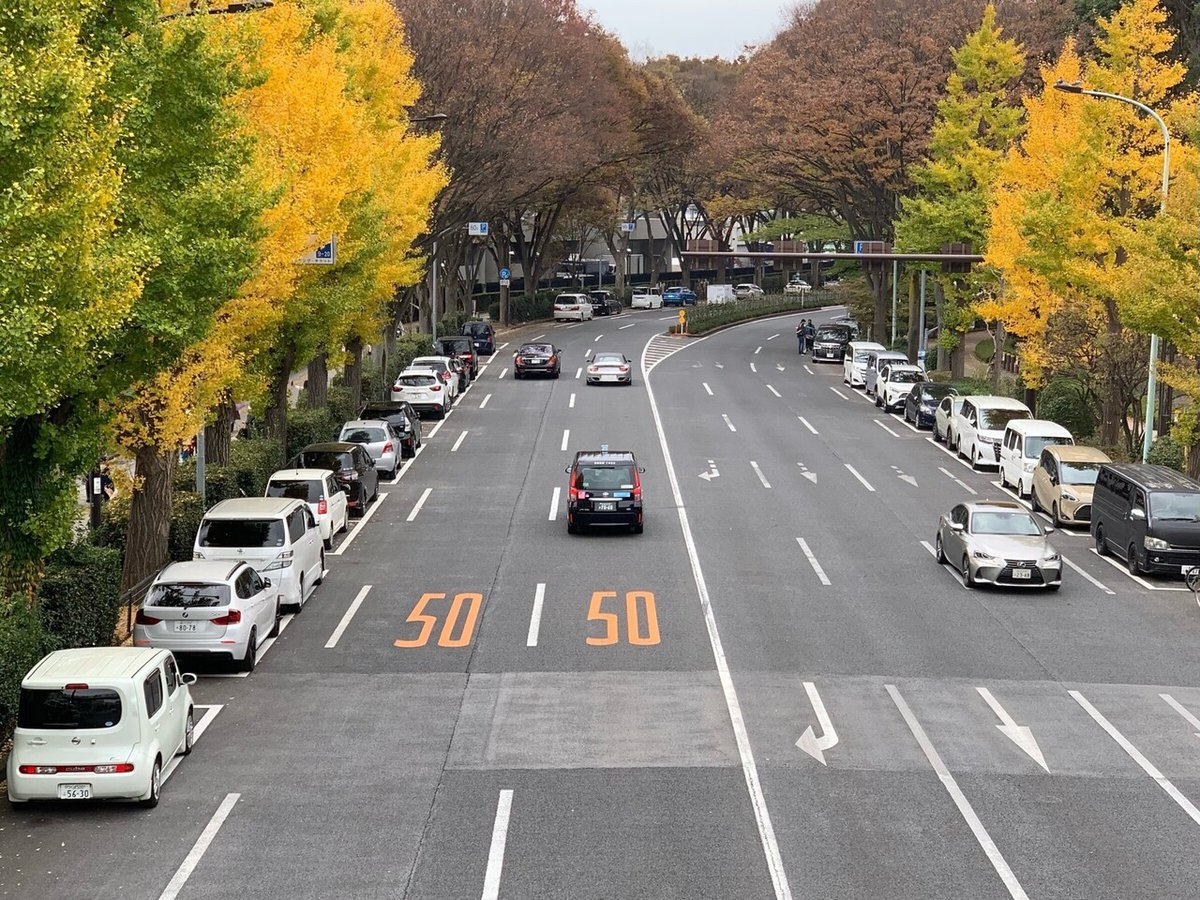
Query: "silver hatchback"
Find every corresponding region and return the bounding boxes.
[339,420,401,479]
[935,500,1062,590]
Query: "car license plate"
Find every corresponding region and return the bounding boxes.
[1183,566,1199,576]
[58,784,92,800]
[594,501,616,512]
[173,622,199,633]
[1012,568,1031,580]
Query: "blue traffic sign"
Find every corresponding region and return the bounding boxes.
[499,267,510,280]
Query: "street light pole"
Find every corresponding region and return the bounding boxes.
[1054,80,1169,463]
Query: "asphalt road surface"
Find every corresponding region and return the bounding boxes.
[5,305,1200,900]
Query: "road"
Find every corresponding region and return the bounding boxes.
[4,305,1200,899]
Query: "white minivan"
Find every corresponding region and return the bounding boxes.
[7,647,195,808]
[953,396,1033,470]
[999,419,1074,497]
[843,340,886,388]
[194,497,324,611]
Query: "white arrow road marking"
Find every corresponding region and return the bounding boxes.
[722,414,737,432]
[875,418,900,438]
[767,333,780,340]
[561,429,570,452]
[766,385,782,398]
[1160,693,1200,737]
[703,383,714,396]
[1072,689,1200,827]
[755,346,762,354]
[797,463,817,483]
[891,465,918,488]
[698,460,720,481]
[976,687,1048,772]
[844,464,876,492]
[795,681,839,765]
[888,685,1030,900]
[714,363,724,369]
[796,537,830,585]
[451,430,468,452]
[803,365,814,375]
[750,362,758,373]
[776,364,786,371]
[797,417,818,435]
[938,466,977,495]
[750,461,771,488]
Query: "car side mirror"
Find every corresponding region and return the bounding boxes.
[564,465,572,473]
[1130,508,1146,520]
[638,467,646,473]
[950,522,965,533]
[181,673,198,686]
[262,577,272,588]
[1044,526,1056,534]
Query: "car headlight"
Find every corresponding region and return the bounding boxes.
[1145,536,1170,550]
[1060,490,1079,502]
[972,550,999,562]
[1040,552,1060,564]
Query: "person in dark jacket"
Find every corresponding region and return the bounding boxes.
[804,320,817,354]
[796,319,807,354]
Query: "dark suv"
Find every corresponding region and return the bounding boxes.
[565,447,644,534]
[462,320,495,355]
[588,290,622,316]
[359,401,422,458]
[434,336,479,381]
[288,442,379,516]
[812,324,854,363]
[513,342,561,379]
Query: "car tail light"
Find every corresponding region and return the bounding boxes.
[65,683,89,690]
[20,763,135,775]
[618,365,629,372]
[569,486,582,501]
[588,366,599,374]
[383,442,394,454]
[211,609,242,625]
[318,499,328,515]
[548,355,558,365]
[430,384,442,391]
[135,609,161,626]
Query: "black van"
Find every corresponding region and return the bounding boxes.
[1091,463,1200,576]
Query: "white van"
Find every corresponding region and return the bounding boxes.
[864,350,910,396]
[194,497,324,611]
[953,396,1033,469]
[999,419,1074,497]
[7,648,195,808]
[843,341,886,388]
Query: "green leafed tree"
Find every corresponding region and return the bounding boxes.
[894,3,1028,375]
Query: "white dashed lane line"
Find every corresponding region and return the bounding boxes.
[767,385,781,398]
[722,414,737,433]
[479,393,492,408]
[798,416,818,435]
[750,461,771,488]
[561,429,569,452]
[451,430,468,452]
[703,383,713,396]
[619,322,636,329]
[498,368,508,380]
[569,392,576,408]
[406,487,432,522]
[548,486,561,521]
[796,537,831,585]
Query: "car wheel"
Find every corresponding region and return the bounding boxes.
[934,423,944,443]
[962,556,976,588]
[315,551,326,585]
[935,534,946,564]
[1127,544,1141,576]
[182,708,195,756]
[513,370,522,380]
[324,533,333,550]
[240,628,257,673]
[139,758,162,808]
[874,394,882,408]
[631,522,644,534]
[553,369,560,379]
[268,599,281,638]
[567,520,577,535]
[296,575,305,611]
[1030,490,1041,512]
[999,468,1008,488]
[971,447,980,470]
[339,511,349,533]
[1095,525,1108,556]
[1052,503,1062,528]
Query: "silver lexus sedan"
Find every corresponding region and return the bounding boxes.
[935,500,1062,590]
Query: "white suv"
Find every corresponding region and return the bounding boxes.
[393,367,451,418]
[953,396,1033,470]
[553,293,594,321]
[875,364,925,412]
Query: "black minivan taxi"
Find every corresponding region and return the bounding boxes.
[565,448,644,534]
[1091,463,1200,577]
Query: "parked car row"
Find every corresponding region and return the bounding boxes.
[552,291,624,321]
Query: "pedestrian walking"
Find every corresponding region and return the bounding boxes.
[804,320,817,354]
[796,318,807,354]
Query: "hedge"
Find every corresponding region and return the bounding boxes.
[673,292,831,335]
[486,292,556,324]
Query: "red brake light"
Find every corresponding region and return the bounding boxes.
[211,609,242,625]
[20,763,135,775]
[618,365,629,372]
[548,355,558,365]
[135,610,160,626]
[383,442,394,454]
[318,499,328,515]
[64,683,89,691]
[430,384,442,391]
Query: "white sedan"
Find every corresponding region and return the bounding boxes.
[586,352,633,385]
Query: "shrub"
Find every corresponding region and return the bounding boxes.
[228,438,284,496]
[0,600,48,743]
[287,405,341,459]
[1036,378,1096,439]
[37,543,123,650]
[1148,434,1185,472]
[486,292,555,324]
[169,491,206,562]
[681,294,825,335]
[948,376,991,396]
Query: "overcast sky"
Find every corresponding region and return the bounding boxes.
[582,0,792,59]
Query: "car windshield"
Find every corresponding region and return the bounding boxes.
[889,370,923,384]
[575,464,636,490]
[297,450,353,470]
[971,511,1041,536]
[1151,491,1200,520]
[923,385,955,401]
[361,407,408,426]
[1060,461,1102,485]
[148,582,232,608]
[341,427,387,444]
[266,479,322,502]
[816,328,848,340]
[853,351,873,363]
[980,408,1030,430]
[18,687,122,730]
[198,518,286,548]
[1024,436,1072,459]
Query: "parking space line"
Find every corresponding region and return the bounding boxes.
[1160,693,1200,732]
[920,540,969,590]
[830,387,849,400]
[479,393,491,408]
[526,583,546,647]
[619,322,636,329]
[561,429,569,452]
[325,585,372,648]
[548,486,560,521]
[481,790,514,900]
[803,364,814,375]
[157,793,241,900]
[451,430,468,452]
[1061,556,1115,594]
[331,493,388,556]
[755,346,762,354]
[796,537,831,585]
[1072,689,1200,827]
[797,416,818,435]
[750,461,772,489]
[938,466,977,495]
[887,685,1030,900]
[498,367,508,379]
[844,464,876,492]
[874,419,900,438]
[767,384,782,398]
[722,414,737,432]
[496,342,509,351]
[703,382,713,396]
[406,487,432,522]
[162,705,222,780]
[1088,548,1191,591]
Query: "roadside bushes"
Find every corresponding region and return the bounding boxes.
[1036,379,1096,439]
[0,601,47,743]
[1148,435,1185,472]
[679,294,826,335]
[486,292,555,324]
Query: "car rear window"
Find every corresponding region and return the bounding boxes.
[19,687,122,730]
[521,344,553,355]
[148,582,232,608]
[575,464,636,490]
[198,518,286,548]
[341,427,386,444]
[298,451,352,471]
[397,374,436,387]
[266,479,323,502]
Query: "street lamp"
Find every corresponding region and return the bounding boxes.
[1054,79,1169,463]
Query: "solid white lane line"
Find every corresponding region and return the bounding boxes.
[874,419,900,438]
[798,416,818,435]
[158,793,241,900]
[426,415,449,439]
[162,705,222,778]
[406,487,432,522]
[1160,693,1200,734]
[498,367,508,380]
[938,466,977,495]
[451,430,468,452]
[496,342,509,351]
[895,414,923,434]
[921,540,970,591]
[526,583,546,647]
[548,486,560,521]
[750,362,758,373]
[532,333,546,340]
[830,387,849,400]
[703,383,714,396]
[331,493,388,556]
[755,346,762,354]
[643,352,794,900]
[575,367,582,379]
[1088,549,1190,591]
[325,585,372,649]
[766,385,782,398]
[887,685,1029,900]
[479,393,492,408]
[1072,689,1200,827]
[722,414,737,432]
[569,392,576,408]
[561,429,570,452]
[927,436,975,471]
[481,790,514,900]
[796,538,831,586]
[844,464,876,492]
[767,333,780,340]
[477,364,490,377]
[1061,556,1114,595]
[594,334,604,342]
[803,365,814,375]
[619,322,636,329]
[750,461,772,488]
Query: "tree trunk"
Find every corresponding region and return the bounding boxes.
[121,446,175,594]
[345,338,363,412]
[1099,301,1124,448]
[264,346,295,446]
[906,272,919,364]
[991,320,1005,393]
[865,263,886,343]
[205,397,234,467]
[934,281,948,371]
[306,355,328,409]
